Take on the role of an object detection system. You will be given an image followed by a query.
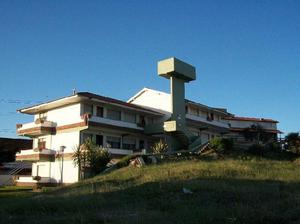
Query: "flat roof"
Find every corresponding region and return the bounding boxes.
[17,92,164,116]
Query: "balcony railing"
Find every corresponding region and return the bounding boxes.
[16,148,56,162]
[17,120,56,137]
[186,114,230,129]
[88,116,144,131]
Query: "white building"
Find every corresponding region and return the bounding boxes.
[128,88,231,143]
[15,89,280,186]
[15,92,162,186]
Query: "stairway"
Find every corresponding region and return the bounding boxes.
[0,162,32,186]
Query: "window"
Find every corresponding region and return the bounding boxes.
[83,104,93,115]
[106,136,121,148]
[96,135,103,146]
[123,112,136,123]
[107,109,121,120]
[122,137,136,150]
[82,133,93,142]
[139,140,145,149]
[190,107,198,116]
[38,138,46,150]
[138,115,146,127]
[96,106,103,117]
[207,112,214,121]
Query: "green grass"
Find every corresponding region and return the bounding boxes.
[1,154,300,224]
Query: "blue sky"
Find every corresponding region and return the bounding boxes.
[0,0,299,138]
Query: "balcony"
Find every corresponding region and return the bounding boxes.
[17,120,56,137]
[186,114,230,129]
[88,116,144,131]
[16,149,56,162]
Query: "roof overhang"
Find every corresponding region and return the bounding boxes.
[18,95,83,114]
[18,92,164,116]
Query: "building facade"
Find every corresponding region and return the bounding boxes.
[15,92,162,185]
[15,89,280,185]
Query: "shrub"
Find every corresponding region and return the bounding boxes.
[73,138,111,179]
[151,139,168,154]
[90,146,111,174]
[209,137,233,153]
[285,132,300,154]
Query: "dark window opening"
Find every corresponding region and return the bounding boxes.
[96,135,103,146]
[96,106,104,117]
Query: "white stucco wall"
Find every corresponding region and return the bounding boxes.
[228,120,277,130]
[32,160,78,184]
[45,103,82,126]
[33,131,80,153]
[129,88,172,114]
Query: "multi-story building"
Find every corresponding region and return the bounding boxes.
[128,88,231,143]
[223,116,281,147]
[15,89,281,186]
[15,92,162,186]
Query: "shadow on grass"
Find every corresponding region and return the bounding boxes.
[1,176,300,224]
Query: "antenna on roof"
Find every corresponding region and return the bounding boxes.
[72,88,77,95]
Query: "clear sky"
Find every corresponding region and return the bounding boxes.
[0,0,299,138]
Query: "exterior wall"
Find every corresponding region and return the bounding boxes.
[34,103,82,126]
[33,131,80,153]
[32,160,78,184]
[82,102,160,127]
[186,113,229,129]
[228,120,277,130]
[129,88,172,114]
[80,127,155,155]
[188,127,222,143]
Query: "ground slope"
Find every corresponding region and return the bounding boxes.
[1,157,300,224]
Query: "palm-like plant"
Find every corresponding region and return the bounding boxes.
[73,138,111,180]
[151,139,168,154]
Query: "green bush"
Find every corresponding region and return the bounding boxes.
[73,138,111,178]
[209,137,234,153]
[90,146,111,174]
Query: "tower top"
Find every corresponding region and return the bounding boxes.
[157,57,196,82]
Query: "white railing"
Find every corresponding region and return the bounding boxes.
[17,121,55,131]
[186,114,229,128]
[89,116,143,130]
[16,149,56,157]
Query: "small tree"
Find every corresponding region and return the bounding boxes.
[151,139,168,154]
[285,132,300,154]
[210,137,233,153]
[73,138,111,179]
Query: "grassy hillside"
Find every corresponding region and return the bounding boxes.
[1,154,300,224]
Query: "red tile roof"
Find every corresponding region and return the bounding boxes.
[224,116,278,123]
